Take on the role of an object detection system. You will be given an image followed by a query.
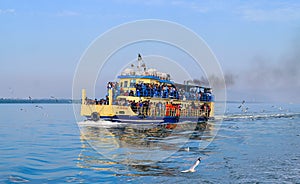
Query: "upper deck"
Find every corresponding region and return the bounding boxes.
[115,54,213,102]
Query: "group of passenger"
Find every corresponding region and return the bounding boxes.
[129,100,150,116]
[106,81,212,102]
[128,100,180,117]
[84,95,109,105]
[132,82,179,99]
[165,102,181,116]
[106,82,115,89]
[177,87,213,102]
[126,100,211,117]
[200,103,211,117]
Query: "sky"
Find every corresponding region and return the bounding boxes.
[1,0,300,102]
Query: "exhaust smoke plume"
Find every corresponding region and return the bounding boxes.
[236,34,300,102]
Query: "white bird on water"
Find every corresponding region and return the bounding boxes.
[184,147,190,152]
[181,157,201,173]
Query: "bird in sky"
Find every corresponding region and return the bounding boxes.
[238,100,245,108]
[35,105,43,109]
[50,96,58,102]
[20,108,27,112]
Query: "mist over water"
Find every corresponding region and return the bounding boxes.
[228,35,300,103]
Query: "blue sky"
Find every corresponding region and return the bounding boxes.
[1,0,299,102]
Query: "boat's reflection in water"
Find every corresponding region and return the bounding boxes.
[77,121,215,172]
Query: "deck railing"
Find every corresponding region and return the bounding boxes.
[84,99,210,117]
[133,106,209,118]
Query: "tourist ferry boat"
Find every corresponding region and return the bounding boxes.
[81,54,214,124]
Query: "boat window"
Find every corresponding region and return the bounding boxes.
[120,82,123,88]
[130,79,136,87]
[124,81,128,88]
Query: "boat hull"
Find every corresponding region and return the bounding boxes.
[89,115,208,124]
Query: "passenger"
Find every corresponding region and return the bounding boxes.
[130,100,137,113]
[141,83,146,96]
[170,103,176,116]
[200,103,211,117]
[136,88,140,97]
[150,102,155,116]
[107,82,112,89]
[145,100,150,115]
[142,100,149,115]
[199,91,203,101]
[169,87,173,98]
[119,88,124,96]
[149,84,154,97]
[156,101,162,116]
[157,85,162,97]
[163,85,168,98]
[153,84,158,97]
[165,102,171,116]
[191,101,196,109]
[200,103,206,112]
[206,92,212,101]
[206,103,211,117]
[106,95,109,105]
[129,90,134,96]
[175,104,181,116]
[138,101,143,115]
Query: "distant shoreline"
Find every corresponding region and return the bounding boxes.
[0,98,81,104]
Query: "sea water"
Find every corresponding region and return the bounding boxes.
[0,102,299,183]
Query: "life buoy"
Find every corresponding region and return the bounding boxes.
[91,112,100,121]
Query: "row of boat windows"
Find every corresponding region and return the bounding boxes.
[119,80,150,88]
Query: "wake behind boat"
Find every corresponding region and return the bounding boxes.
[80,54,214,124]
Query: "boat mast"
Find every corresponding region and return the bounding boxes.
[137,53,146,73]
[137,53,142,73]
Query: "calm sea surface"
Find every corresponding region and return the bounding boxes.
[0,102,299,183]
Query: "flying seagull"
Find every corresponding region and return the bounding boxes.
[8,87,14,95]
[238,100,245,108]
[35,105,43,109]
[50,96,58,102]
[181,157,201,173]
[20,108,27,112]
